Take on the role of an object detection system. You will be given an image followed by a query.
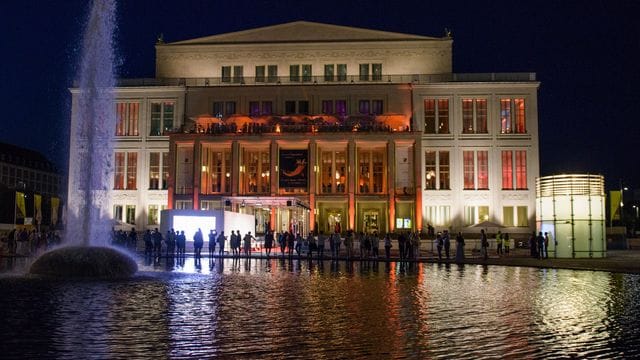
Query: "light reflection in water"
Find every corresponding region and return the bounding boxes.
[1,259,639,358]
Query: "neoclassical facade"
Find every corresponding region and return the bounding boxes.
[68,21,539,237]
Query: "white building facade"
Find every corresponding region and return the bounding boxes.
[68,21,539,238]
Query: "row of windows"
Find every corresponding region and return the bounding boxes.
[0,165,60,194]
[425,150,527,191]
[116,100,175,137]
[113,152,169,191]
[424,98,527,134]
[215,99,384,117]
[425,205,529,227]
[221,63,383,83]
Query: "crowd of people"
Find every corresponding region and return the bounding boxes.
[0,228,62,257]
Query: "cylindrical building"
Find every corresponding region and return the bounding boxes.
[536,174,606,258]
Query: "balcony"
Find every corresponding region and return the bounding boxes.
[104,72,536,88]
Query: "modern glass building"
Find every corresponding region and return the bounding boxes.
[68,21,539,237]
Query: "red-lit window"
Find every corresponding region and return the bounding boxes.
[476,99,487,133]
[424,98,449,134]
[500,99,511,134]
[461,98,487,134]
[126,152,137,190]
[502,151,513,189]
[477,151,488,189]
[424,99,436,134]
[515,150,527,189]
[437,99,449,133]
[463,151,474,190]
[514,99,526,133]
[115,102,139,136]
[462,99,474,133]
[114,152,125,190]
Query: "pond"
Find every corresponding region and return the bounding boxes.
[1,257,639,358]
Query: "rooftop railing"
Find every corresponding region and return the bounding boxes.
[104,72,536,88]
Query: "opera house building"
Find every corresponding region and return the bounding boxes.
[68,21,539,238]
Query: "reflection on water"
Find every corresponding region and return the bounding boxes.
[1,258,639,358]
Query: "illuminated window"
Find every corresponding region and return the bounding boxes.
[320,150,347,194]
[302,64,312,82]
[359,64,369,81]
[423,98,449,134]
[357,148,385,194]
[114,151,137,190]
[424,206,451,226]
[267,65,278,82]
[289,65,300,82]
[149,100,174,136]
[115,101,139,136]
[113,205,123,222]
[502,150,527,190]
[462,98,487,134]
[175,200,192,210]
[463,150,488,190]
[464,205,489,225]
[126,205,136,225]
[148,205,159,225]
[372,63,382,81]
[242,148,270,194]
[149,152,169,190]
[424,150,450,190]
[517,206,528,226]
[500,98,526,134]
[503,206,514,226]
[201,145,231,194]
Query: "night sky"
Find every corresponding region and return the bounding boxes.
[1,0,638,190]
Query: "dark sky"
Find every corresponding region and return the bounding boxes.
[1,0,639,190]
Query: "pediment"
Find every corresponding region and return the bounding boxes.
[168,21,441,45]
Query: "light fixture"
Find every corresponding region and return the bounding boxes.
[240,200,246,208]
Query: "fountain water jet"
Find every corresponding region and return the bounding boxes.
[30,0,137,278]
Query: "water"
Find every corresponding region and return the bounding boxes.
[1,259,639,358]
[66,0,116,246]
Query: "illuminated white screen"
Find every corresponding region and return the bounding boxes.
[173,215,216,242]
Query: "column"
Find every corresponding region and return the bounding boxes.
[414,141,423,231]
[193,139,200,209]
[348,139,356,231]
[232,140,240,196]
[388,141,396,232]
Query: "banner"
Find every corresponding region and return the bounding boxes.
[34,194,42,224]
[610,190,621,221]
[279,149,308,189]
[15,192,25,219]
[51,197,60,226]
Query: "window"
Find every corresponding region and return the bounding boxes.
[503,206,528,227]
[201,146,231,194]
[149,101,175,136]
[372,63,382,81]
[233,66,244,83]
[302,64,312,82]
[249,101,260,117]
[336,100,347,116]
[267,65,278,82]
[148,205,159,225]
[149,152,169,190]
[462,98,487,134]
[358,99,384,115]
[213,101,236,117]
[424,150,450,190]
[337,64,347,81]
[114,151,137,190]
[319,150,347,194]
[284,101,308,114]
[424,206,451,226]
[500,98,526,134]
[517,206,528,226]
[126,205,136,225]
[503,206,514,226]
[289,65,300,82]
[113,205,123,222]
[322,100,333,114]
[358,148,385,194]
[359,64,369,81]
[423,99,449,134]
[463,150,489,190]
[358,100,370,115]
[175,200,192,210]
[115,101,139,136]
[242,148,270,194]
[372,100,383,115]
[324,64,334,81]
[502,150,527,190]
[221,66,231,82]
[464,205,489,226]
[249,101,273,116]
[255,66,265,82]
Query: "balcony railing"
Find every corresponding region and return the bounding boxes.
[102,72,536,88]
[183,122,413,135]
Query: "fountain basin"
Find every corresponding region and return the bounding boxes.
[29,246,137,279]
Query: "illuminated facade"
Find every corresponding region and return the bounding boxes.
[69,21,539,236]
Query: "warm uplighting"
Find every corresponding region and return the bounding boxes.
[275,124,281,133]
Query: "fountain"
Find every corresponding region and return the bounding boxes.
[30,0,137,278]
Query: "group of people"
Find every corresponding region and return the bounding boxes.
[1,228,61,256]
[529,231,553,259]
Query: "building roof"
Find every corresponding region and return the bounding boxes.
[165,21,444,46]
[0,142,58,173]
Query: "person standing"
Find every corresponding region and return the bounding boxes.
[333,232,341,259]
[495,231,503,255]
[443,230,451,260]
[371,231,380,259]
[217,231,226,257]
[278,232,286,257]
[536,232,545,260]
[193,228,204,258]
[244,231,254,257]
[153,228,163,258]
[128,228,138,251]
[398,232,407,260]
[166,229,176,257]
[177,230,186,257]
[544,232,550,258]
[384,233,392,260]
[344,230,353,260]
[436,232,443,260]
[143,229,153,258]
[264,230,274,257]
[480,229,488,260]
[503,233,510,255]
[317,231,326,259]
[287,231,295,257]
[455,232,465,262]
[208,230,217,259]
